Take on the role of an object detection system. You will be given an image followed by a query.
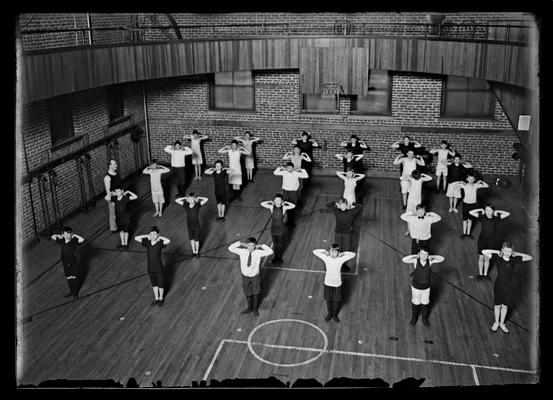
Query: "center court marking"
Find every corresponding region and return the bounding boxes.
[246,319,329,368]
[202,339,536,384]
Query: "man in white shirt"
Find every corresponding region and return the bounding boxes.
[273,162,308,227]
[228,237,274,317]
[164,140,193,197]
[400,204,442,254]
[313,244,356,323]
[142,159,170,217]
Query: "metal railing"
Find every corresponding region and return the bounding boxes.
[18,20,533,53]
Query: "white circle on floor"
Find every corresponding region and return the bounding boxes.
[247,319,328,368]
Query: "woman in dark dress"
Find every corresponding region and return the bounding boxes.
[205,160,236,222]
[291,131,319,185]
[482,242,533,333]
[469,204,510,280]
[260,194,296,264]
[134,226,171,307]
[175,192,208,256]
[104,187,138,249]
[51,227,85,300]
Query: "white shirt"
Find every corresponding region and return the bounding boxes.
[400,212,442,240]
[401,158,418,177]
[313,249,356,287]
[228,241,273,277]
[437,149,450,165]
[458,182,485,204]
[143,168,166,192]
[164,145,193,167]
[273,168,309,191]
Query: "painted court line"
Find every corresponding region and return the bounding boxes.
[262,265,358,276]
[203,338,536,382]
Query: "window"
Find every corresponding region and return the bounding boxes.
[351,70,392,115]
[106,85,125,122]
[211,71,254,110]
[441,76,495,118]
[302,93,339,113]
[47,95,75,145]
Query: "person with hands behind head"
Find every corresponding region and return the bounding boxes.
[400,204,441,254]
[336,168,365,206]
[204,160,235,221]
[469,204,510,280]
[291,131,319,185]
[313,244,356,323]
[394,150,425,209]
[105,187,138,249]
[234,131,261,182]
[429,141,455,193]
[273,162,308,227]
[186,130,209,181]
[142,159,170,218]
[451,172,489,238]
[51,227,85,300]
[260,194,296,264]
[218,140,250,201]
[340,134,370,155]
[402,246,444,327]
[134,226,171,307]
[175,192,208,256]
[335,149,364,173]
[228,237,274,317]
[482,242,532,333]
[164,140,193,196]
[445,153,473,213]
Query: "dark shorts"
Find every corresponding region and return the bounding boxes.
[463,202,477,221]
[62,260,78,277]
[494,281,512,306]
[174,167,186,185]
[335,232,351,252]
[187,227,200,241]
[478,237,496,254]
[242,274,261,296]
[411,239,429,254]
[323,284,342,301]
[282,190,298,205]
[149,271,165,288]
[215,191,228,205]
[117,223,129,233]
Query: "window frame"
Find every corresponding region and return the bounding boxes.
[209,71,256,112]
[300,93,340,114]
[440,76,496,120]
[47,94,76,148]
[350,70,393,116]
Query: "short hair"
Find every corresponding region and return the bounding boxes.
[245,131,251,135]
[62,226,73,233]
[247,237,257,244]
[192,129,199,135]
[151,159,157,164]
[441,140,449,145]
[501,241,513,250]
[187,192,195,197]
[411,170,421,179]
[351,134,358,140]
[453,152,462,159]
[112,186,122,191]
[330,243,341,251]
[174,140,182,146]
[273,194,283,200]
[286,162,294,168]
[346,148,353,153]
[406,149,415,155]
[418,245,430,254]
[404,136,411,140]
[339,198,348,205]
[149,226,160,234]
[415,204,426,211]
[485,203,496,211]
[346,167,354,173]
[214,160,223,166]
[109,159,117,166]
[293,145,300,149]
[231,140,239,145]
[466,171,475,178]
[301,131,309,136]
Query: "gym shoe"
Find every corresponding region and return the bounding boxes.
[491,322,499,332]
[241,308,252,314]
[452,208,459,213]
[476,275,482,280]
[484,275,492,281]
[325,313,332,322]
[332,316,341,323]
[422,319,430,328]
[157,299,164,307]
[409,318,417,326]
[253,310,259,317]
[151,300,158,306]
[499,323,509,333]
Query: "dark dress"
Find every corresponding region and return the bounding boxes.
[397,142,418,156]
[111,195,130,231]
[448,164,467,184]
[212,170,229,205]
[56,237,80,277]
[491,254,522,306]
[183,201,202,240]
[477,213,501,254]
[297,140,316,171]
[412,259,431,290]
[326,203,362,251]
[141,238,167,287]
[346,142,369,155]
[270,205,286,259]
[342,156,358,173]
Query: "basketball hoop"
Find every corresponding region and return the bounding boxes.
[320,83,344,98]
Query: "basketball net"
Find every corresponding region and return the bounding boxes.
[320,83,344,98]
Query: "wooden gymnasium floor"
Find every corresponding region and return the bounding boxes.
[17,170,539,387]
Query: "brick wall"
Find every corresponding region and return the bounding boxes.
[145,70,518,179]
[18,82,147,244]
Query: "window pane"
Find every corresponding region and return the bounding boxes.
[352,91,390,114]
[447,76,468,90]
[468,78,489,90]
[107,85,124,121]
[368,70,391,89]
[214,86,234,109]
[444,92,467,115]
[48,96,74,143]
[214,72,234,85]
[233,71,253,86]
[233,87,254,109]
[303,94,337,111]
[467,92,494,116]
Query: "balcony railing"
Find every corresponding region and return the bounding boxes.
[18,19,534,53]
